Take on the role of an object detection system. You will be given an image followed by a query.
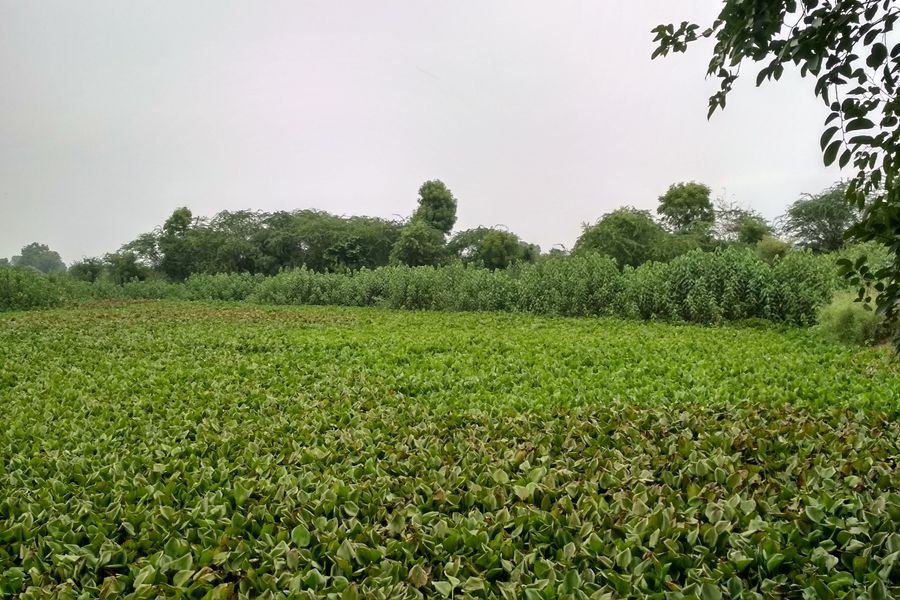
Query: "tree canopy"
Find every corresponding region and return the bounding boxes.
[412,180,457,235]
[657,182,715,233]
[390,220,447,267]
[652,0,900,341]
[781,182,860,252]
[574,208,667,268]
[11,242,66,274]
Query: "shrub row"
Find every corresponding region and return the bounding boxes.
[0,248,836,325]
[248,249,833,325]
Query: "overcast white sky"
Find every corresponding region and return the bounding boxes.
[1,1,843,263]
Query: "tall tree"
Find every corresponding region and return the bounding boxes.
[158,207,197,281]
[68,257,105,282]
[780,182,859,252]
[104,251,149,285]
[714,196,772,244]
[412,180,457,235]
[390,220,447,267]
[11,242,66,273]
[448,227,535,268]
[651,0,900,341]
[477,230,525,269]
[657,182,715,233]
[574,208,667,268]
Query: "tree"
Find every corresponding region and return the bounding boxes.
[448,227,493,262]
[448,227,533,268]
[390,220,447,267]
[11,242,66,273]
[158,207,197,281]
[519,241,541,263]
[657,182,715,233]
[478,230,525,269]
[573,208,667,268]
[412,180,457,235]
[69,257,105,282]
[714,198,771,245]
[757,235,792,264]
[780,182,859,252]
[651,0,900,341]
[103,251,149,284]
[0,258,8,268]
[122,232,162,269]
[163,207,193,237]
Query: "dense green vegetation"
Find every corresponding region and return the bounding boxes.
[0,247,845,326]
[7,176,867,292]
[1,303,898,599]
[652,1,900,347]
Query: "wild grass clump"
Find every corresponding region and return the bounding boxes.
[817,291,888,346]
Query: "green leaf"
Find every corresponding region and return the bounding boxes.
[343,501,359,517]
[291,524,311,548]
[766,553,785,573]
[820,126,840,150]
[166,552,193,572]
[433,581,454,597]
[700,582,722,600]
[408,564,429,588]
[846,118,874,132]
[804,506,826,523]
[823,140,841,166]
[867,43,887,68]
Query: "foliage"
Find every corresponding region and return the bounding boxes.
[183,272,266,302]
[817,291,885,346]
[736,216,771,245]
[781,182,860,252]
[124,208,404,279]
[448,227,493,261]
[0,267,84,311]
[477,231,525,269]
[0,249,841,326]
[715,199,772,245]
[651,0,900,346]
[67,257,105,283]
[389,220,448,267]
[829,241,894,288]
[655,230,718,262]
[157,207,197,281]
[10,242,66,274]
[250,248,833,325]
[0,303,897,598]
[756,235,792,264]
[448,228,535,269]
[657,182,715,233]
[574,208,668,268]
[104,251,151,285]
[412,180,457,235]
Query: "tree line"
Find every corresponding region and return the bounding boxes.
[3,178,860,283]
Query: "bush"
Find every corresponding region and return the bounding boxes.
[2,249,840,327]
[0,267,87,311]
[184,273,265,301]
[756,235,791,264]
[513,254,624,317]
[817,292,884,345]
[770,251,834,325]
[827,242,893,289]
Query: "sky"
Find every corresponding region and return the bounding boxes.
[0,1,844,263]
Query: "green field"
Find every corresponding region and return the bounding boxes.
[1,302,899,599]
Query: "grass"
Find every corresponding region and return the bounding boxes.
[1,302,898,599]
